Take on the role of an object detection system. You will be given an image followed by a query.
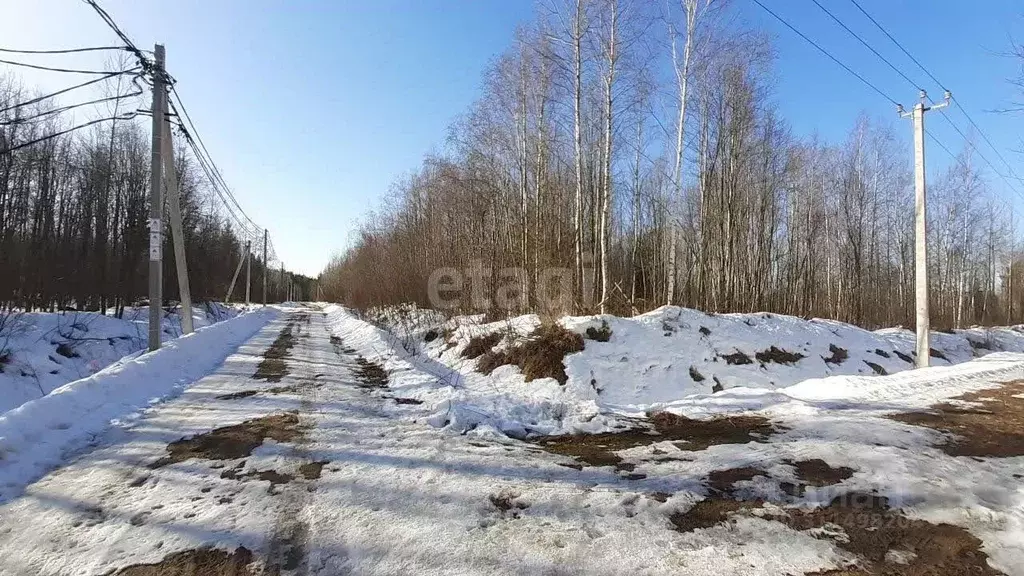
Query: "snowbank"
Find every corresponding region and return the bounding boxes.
[0,306,278,502]
[336,304,1024,437]
[0,303,243,414]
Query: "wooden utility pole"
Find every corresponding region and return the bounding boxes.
[148,44,166,351]
[162,88,193,335]
[900,90,949,368]
[262,229,268,306]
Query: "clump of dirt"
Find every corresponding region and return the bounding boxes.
[721,350,753,365]
[755,346,805,365]
[489,489,529,518]
[220,462,294,491]
[864,361,887,375]
[699,326,711,336]
[254,322,297,382]
[781,459,855,497]
[669,499,759,533]
[55,342,79,358]
[150,413,302,468]
[824,344,848,365]
[110,546,256,575]
[930,348,948,361]
[353,357,388,388]
[477,323,584,385]
[689,366,705,382]
[585,321,612,342]
[534,413,782,469]
[874,348,891,358]
[888,379,1024,457]
[391,396,424,405]
[707,466,766,494]
[299,461,328,480]
[894,350,914,364]
[462,332,504,359]
[424,329,440,342]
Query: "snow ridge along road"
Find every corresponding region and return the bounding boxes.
[1,305,1022,575]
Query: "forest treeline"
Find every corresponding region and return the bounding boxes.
[1,72,291,315]
[321,0,1024,329]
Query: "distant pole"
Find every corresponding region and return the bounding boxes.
[900,90,949,369]
[148,44,166,352]
[262,229,268,306]
[244,241,251,305]
[279,263,284,302]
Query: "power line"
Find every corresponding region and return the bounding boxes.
[0,46,129,55]
[847,0,947,91]
[0,58,125,75]
[845,0,1024,195]
[0,90,143,126]
[808,0,921,92]
[749,0,900,107]
[79,0,150,71]
[0,112,140,156]
[0,70,137,115]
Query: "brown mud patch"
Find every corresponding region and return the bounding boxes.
[781,459,855,497]
[888,379,1024,457]
[707,466,767,494]
[353,356,388,388]
[150,413,301,468]
[298,460,328,480]
[109,546,256,575]
[669,498,758,532]
[215,385,299,401]
[534,412,782,470]
[254,321,299,382]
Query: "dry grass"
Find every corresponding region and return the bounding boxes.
[888,379,1024,457]
[584,321,612,342]
[477,323,584,385]
[824,344,848,365]
[461,332,504,359]
[755,346,805,365]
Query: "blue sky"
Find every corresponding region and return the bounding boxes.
[2,1,1022,275]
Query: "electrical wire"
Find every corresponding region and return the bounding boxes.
[0,58,125,75]
[847,0,947,91]
[0,90,143,126]
[0,46,129,55]
[808,0,921,92]
[749,0,900,107]
[0,111,140,155]
[0,69,138,115]
[79,0,150,70]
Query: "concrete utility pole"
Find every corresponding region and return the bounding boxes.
[162,90,193,335]
[244,241,251,305]
[148,44,166,352]
[262,229,268,306]
[899,90,950,368]
[225,241,249,303]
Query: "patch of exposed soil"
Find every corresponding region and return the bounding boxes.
[477,323,584,385]
[215,385,298,401]
[721,350,753,365]
[864,361,887,375]
[688,366,705,382]
[219,462,294,491]
[888,379,1024,457]
[707,466,766,494]
[669,498,759,532]
[489,489,529,518]
[894,350,914,364]
[254,322,298,382]
[534,412,782,470]
[824,344,848,365]
[781,459,855,497]
[390,396,424,405]
[109,547,256,575]
[150,413,302,468]
[298,460,328,480]
[780,494,1003,576]
[353,357,388,388]
[756,346,805,365]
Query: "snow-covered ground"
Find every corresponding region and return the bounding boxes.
[341,304,1024,437]
[0,302,248,414]
[0,305,1020,575]
[0,306,277,503]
